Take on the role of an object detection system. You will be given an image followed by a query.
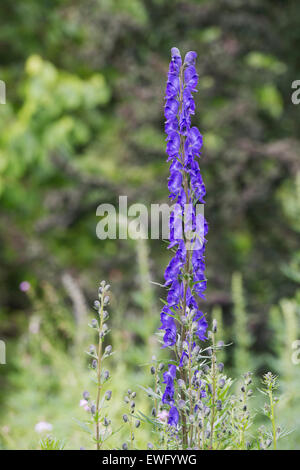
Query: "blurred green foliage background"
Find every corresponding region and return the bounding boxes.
[0,0,299,449]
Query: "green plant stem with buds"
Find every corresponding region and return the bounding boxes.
[210,332,217,449]
[95,290,105,450]
[202,407,206,450]
[240,387,247,449]
[129,413,134,450]
[261,372,279,450]
[269,388,277,450]
[188,319,193,443]
[179,367,188,448]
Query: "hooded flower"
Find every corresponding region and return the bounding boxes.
[168,406,179,427]
[162,364,177,405]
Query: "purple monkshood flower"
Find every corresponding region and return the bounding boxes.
[179,351,189,367]
[162,364,177,405]
[162,383,175,405]
[160,47,208,416]
[184,51,197,66]
[168,406,179,427]
[162,364,176,384]
[160,309,177,347]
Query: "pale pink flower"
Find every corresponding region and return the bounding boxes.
[157,410,169,422]
[19,281,31,292]
[79,399,90,412]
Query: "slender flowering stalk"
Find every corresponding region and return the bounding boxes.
[160,47,208,447]
[78,280,113,450]
[261,372,279,450]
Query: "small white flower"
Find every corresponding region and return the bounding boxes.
[35,421,53,433]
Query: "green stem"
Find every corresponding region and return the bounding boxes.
[188,321,193,442]
[129,412,134,450]
[269,391,277,450]
[95,293,104,450]
[240,390,247,449]
[210,333,217,449]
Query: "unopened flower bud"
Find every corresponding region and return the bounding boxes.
[218,363,224,373]
[212,319,217,333]
[122,414,128,423]
[218,379,225,389]
[103,370,110,381]
[182,355,189,366]
[122,443,128,450]
[105,345,112,355]
[135,420,140,428]
[197,400,204,411]
[83,391,90,400]
[92,359,97,369]
[178,399,185,410]
[105,390,112,401]
[178,379,185,389]
[266,439,272,448]
[264,404,270,414]
[103,310,109,320]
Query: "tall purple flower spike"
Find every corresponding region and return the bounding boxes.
[160,47,208,426]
